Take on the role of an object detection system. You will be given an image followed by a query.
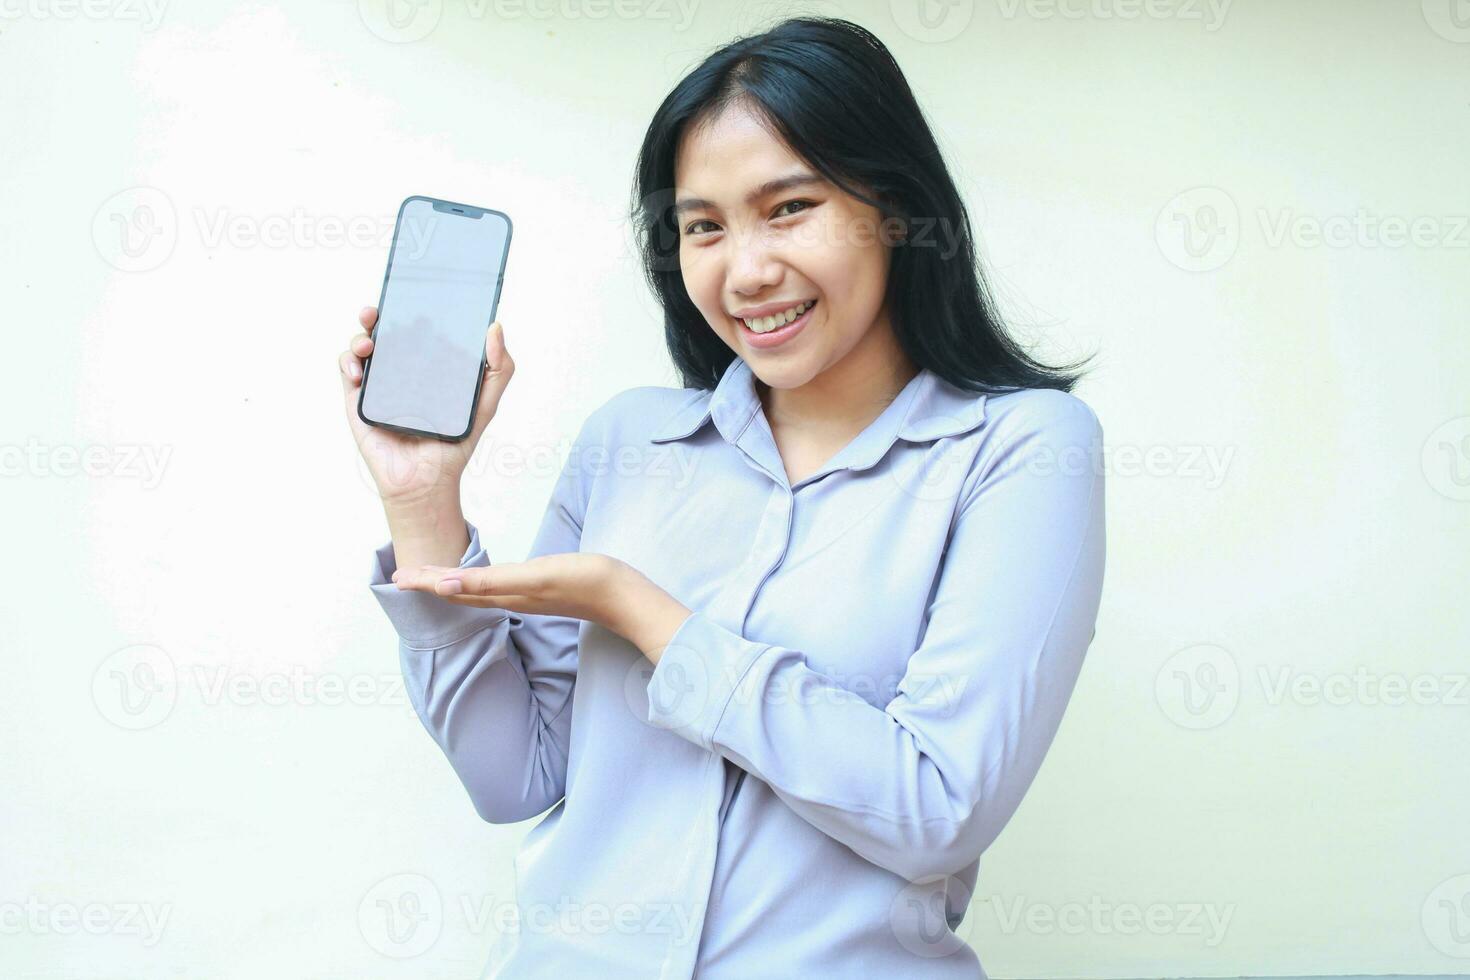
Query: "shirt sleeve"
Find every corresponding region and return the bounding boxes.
[644,392,1105,883]
[367,407,604,824]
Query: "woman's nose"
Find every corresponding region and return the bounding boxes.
[727,226,783,293]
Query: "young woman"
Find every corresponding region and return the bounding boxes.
[340,16,1104,979]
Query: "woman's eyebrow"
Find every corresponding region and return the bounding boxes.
[673,172,825,217]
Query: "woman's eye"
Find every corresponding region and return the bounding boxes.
[682,201,814,236]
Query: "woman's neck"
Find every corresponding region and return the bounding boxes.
[756,322,918,440]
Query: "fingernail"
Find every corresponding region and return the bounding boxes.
[436,579,463,595]
[391,570,400,582]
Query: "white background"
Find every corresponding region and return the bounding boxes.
[2,0,1468,977]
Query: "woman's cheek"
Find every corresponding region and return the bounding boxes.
[792,215,828,252]
[679,252,713,301]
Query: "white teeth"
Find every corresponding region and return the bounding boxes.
[742,300,813,333]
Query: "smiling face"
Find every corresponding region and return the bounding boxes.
[673,99,904,394]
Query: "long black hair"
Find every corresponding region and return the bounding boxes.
[630,15,1096,394]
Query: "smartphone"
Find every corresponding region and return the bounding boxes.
[357,195,513,441]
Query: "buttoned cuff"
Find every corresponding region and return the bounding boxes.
[367,521,510,650]
[644,609,773,752]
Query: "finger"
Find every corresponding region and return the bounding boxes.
[359,306,378,332]
[427,565,493,596]
[391,565,465,594]
[392,566,537,610]
[393,574,513,605]
[350,332,374,356]
[339,350,362,390]
[469,321,514,440]
[392,576,443,596]
[406,563,528,598]
[392,564,448,589]
[486,320,510,373]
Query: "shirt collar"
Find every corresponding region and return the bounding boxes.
[648,355,988,473]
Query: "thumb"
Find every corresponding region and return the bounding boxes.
[338,350,365,419]
[470,320,514,439]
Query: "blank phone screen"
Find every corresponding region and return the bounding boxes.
[360,197,511,440]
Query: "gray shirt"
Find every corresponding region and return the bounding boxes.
[368,354,1106,977]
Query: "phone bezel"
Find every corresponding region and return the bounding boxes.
[356,194,513,443]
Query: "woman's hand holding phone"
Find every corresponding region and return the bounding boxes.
[340,304,514,568]
[341,304,513,503]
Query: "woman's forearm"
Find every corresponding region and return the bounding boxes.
[382,492,471,572]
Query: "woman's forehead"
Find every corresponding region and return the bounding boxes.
[680,98,793,156]
[675,109,808,195]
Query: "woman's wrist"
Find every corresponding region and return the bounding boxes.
[608,563,693,665]
[382,490,469,570]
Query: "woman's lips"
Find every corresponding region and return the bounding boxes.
[738,300,816,350]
